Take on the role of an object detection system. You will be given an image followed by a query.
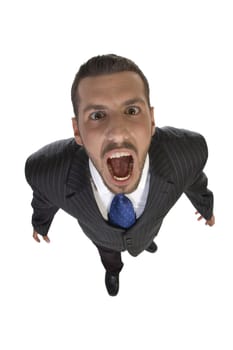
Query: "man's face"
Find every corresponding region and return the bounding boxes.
[72,71,155,194]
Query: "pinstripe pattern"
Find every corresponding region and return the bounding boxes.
[25,127,214,257]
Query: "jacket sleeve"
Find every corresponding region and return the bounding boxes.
[180,131,214,220]
[184,171,214,220]
[30,188,59,236]
[25,155,59,236]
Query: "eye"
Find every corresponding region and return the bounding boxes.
[126,106,140,115]
[89,111,105,120]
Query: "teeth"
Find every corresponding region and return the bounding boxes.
[109,152,131,159]
[114,174,131,181]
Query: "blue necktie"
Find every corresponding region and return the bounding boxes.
[108,194,136,229]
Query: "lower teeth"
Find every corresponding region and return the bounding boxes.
[113,174,131,181]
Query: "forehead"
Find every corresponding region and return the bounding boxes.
[77,71,147,106]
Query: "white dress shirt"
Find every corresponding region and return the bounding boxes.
[89,155,150,220]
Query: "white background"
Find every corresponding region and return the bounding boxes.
[0,0,232,349]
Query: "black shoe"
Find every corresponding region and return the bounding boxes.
[105,272,119,296]
[146,241,158,253]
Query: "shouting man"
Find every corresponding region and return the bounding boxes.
[25,54,215,296]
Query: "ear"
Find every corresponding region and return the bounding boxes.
[150,107,156,136]
[72,117,83,146]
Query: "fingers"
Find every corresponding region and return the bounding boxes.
[205,215,215,227]
[43,235,50,243]
[195,212,215,227]
[33,231,41,242]
[195,211,203,221]
[33,231,50,243]
[205,221,213,226]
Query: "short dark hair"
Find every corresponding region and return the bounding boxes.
[71,54,150,117]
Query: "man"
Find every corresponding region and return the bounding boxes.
[25,54,215,296]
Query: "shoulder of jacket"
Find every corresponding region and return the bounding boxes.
[150,126,209,180]
[155,126,206,141]
[154,126,207,152]
[25,138,80,185]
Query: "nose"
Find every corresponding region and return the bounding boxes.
[105,114,130,143]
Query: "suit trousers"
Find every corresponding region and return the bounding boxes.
[95,244,124,275]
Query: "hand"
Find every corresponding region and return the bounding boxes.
[195,212,215,227]
[33,230,50,243]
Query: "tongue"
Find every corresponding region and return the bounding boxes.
[108,156,131,178]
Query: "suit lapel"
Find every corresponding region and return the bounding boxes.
[65,147,123,232]
[143,132,176,219]
[65,147,101,216]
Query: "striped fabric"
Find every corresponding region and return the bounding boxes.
[25,127,214,257]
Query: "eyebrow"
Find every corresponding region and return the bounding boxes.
[83,104,107,113]
[83,98,146,114]
[123,98,146,106]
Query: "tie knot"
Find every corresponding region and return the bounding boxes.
[108,194,136,229]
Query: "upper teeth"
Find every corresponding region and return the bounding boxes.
[109,152,130,159]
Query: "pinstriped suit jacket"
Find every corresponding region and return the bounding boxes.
[25,126,214,257]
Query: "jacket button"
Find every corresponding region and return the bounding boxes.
[126,238,132,244]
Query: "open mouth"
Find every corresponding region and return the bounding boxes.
[107,152,134,182]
